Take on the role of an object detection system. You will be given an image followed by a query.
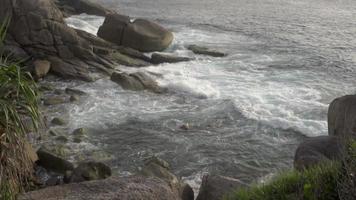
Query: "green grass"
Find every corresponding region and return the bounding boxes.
[0,18,40,200]
[226,161,340,200]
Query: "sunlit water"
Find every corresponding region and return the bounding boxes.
[48,0,356,193]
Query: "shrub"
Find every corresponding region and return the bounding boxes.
[0,18,40,200]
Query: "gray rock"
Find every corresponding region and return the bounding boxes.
[55,136,69,143]
[33,60,51,79]
[36,148,74,174]
[19,176,181,200]
[110,52,149,67]
[196,175,246,200]
[98,14,173,52]
[69,95,79,102]
[65,88,87,96]
[43,96,66,106]
[55,0,113,17]
[72,128,87,137]
[70,162,111,183]
[51,117,67,126]
[151,53,192,64]
[294,136,342,171]
[188,45,227,57]
[328,95,356,139]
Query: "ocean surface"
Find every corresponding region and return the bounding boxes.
[54,0,356,192]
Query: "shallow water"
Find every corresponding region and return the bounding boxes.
[58,0,356,192]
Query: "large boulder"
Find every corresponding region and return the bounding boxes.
[111,71,165,93]
[19,176,181,200]
[98,14,173,52]
[294,136,342,171]
[196,175,246,200]
[0,0,112,81]
[54,0,113,17]
[328,95,356,139]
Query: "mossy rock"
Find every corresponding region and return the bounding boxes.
[51,117,67,126]
[70,162,112,183]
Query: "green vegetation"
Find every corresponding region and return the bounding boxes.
[227,140,356,200]
[0,18,40,200]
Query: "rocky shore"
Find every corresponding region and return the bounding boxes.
[0,0,354,200]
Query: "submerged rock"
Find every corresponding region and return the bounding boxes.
[65,88,87,96]
[69,162,112,183]
[294,136,342,171]
[36,148,74,174]
[196,175,246,200]
[98,14,173,52]
[188,45,227,57]
[43,96,66,106]
[51,117,67,126]
[19,176,181,200]
[151,53,192,64]
[111,71,165,93]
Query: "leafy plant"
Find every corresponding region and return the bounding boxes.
[0,18,40,200]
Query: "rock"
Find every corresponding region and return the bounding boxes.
[72,128,87,137]
[19,176,181,200]
[65,88,87,96]
[51,117,67,126]
[36,148,74,174]
[196,175,246,200]
[98,14,173,52]
[55,0,113,17]
[151,53,192,64]
[110,52,150,67]
[0,0,112,81]
[180,183,195,200]
[188,45,227,57]
[144,156,170,169]
[111,71,164,93]
[294,136,342,171]
[43,96,66,106]
[54,89,64,95]
[56,136,69,143]
[73,137,82,143]
[328,95,356,139]
[33,60,51,79]
[70,95,79,102]
[70,162,111,183]
[38,84,54,92]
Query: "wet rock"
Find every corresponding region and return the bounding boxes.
[54,89,64,95]
[111,71,164,93]
[98,14,173,52]
[110,52,149,67]
[51,117,67,126]
[19,176,181,200]
[70,162,111,183]
[180,183,195,200]
[72,128,87,137]
[151,53,192,64]
[328,95,356,139]
[55,136,69,143]
[73,137,82,143]
[38,84,55,92]
[65,88,87,96]
[294,136,342,171]
[36,148,74,174]
[70,95,79,102]
[48,57,94,82]
[43,96,66,106]
[196,175,246,200]
[188,45,227,57]
[33,60,51,79]
[55,0,113,17]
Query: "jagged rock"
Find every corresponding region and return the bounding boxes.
[69,162,111,183]
[0,0,112,81]
[43,96,66,106]
[65,88,87,96]
[110,52,149,67]
[188,45,227,57]
[36,148,74,174]
[196,175,246,200]
[33,60,51,79]
[111,71,165,93]
[294,136,342,171]
[19,176,181,200]
[98,14,173,52]
[51,117,67,126]
[55,0,113,17]
[328,95,356,139]
[151,53,192,64]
